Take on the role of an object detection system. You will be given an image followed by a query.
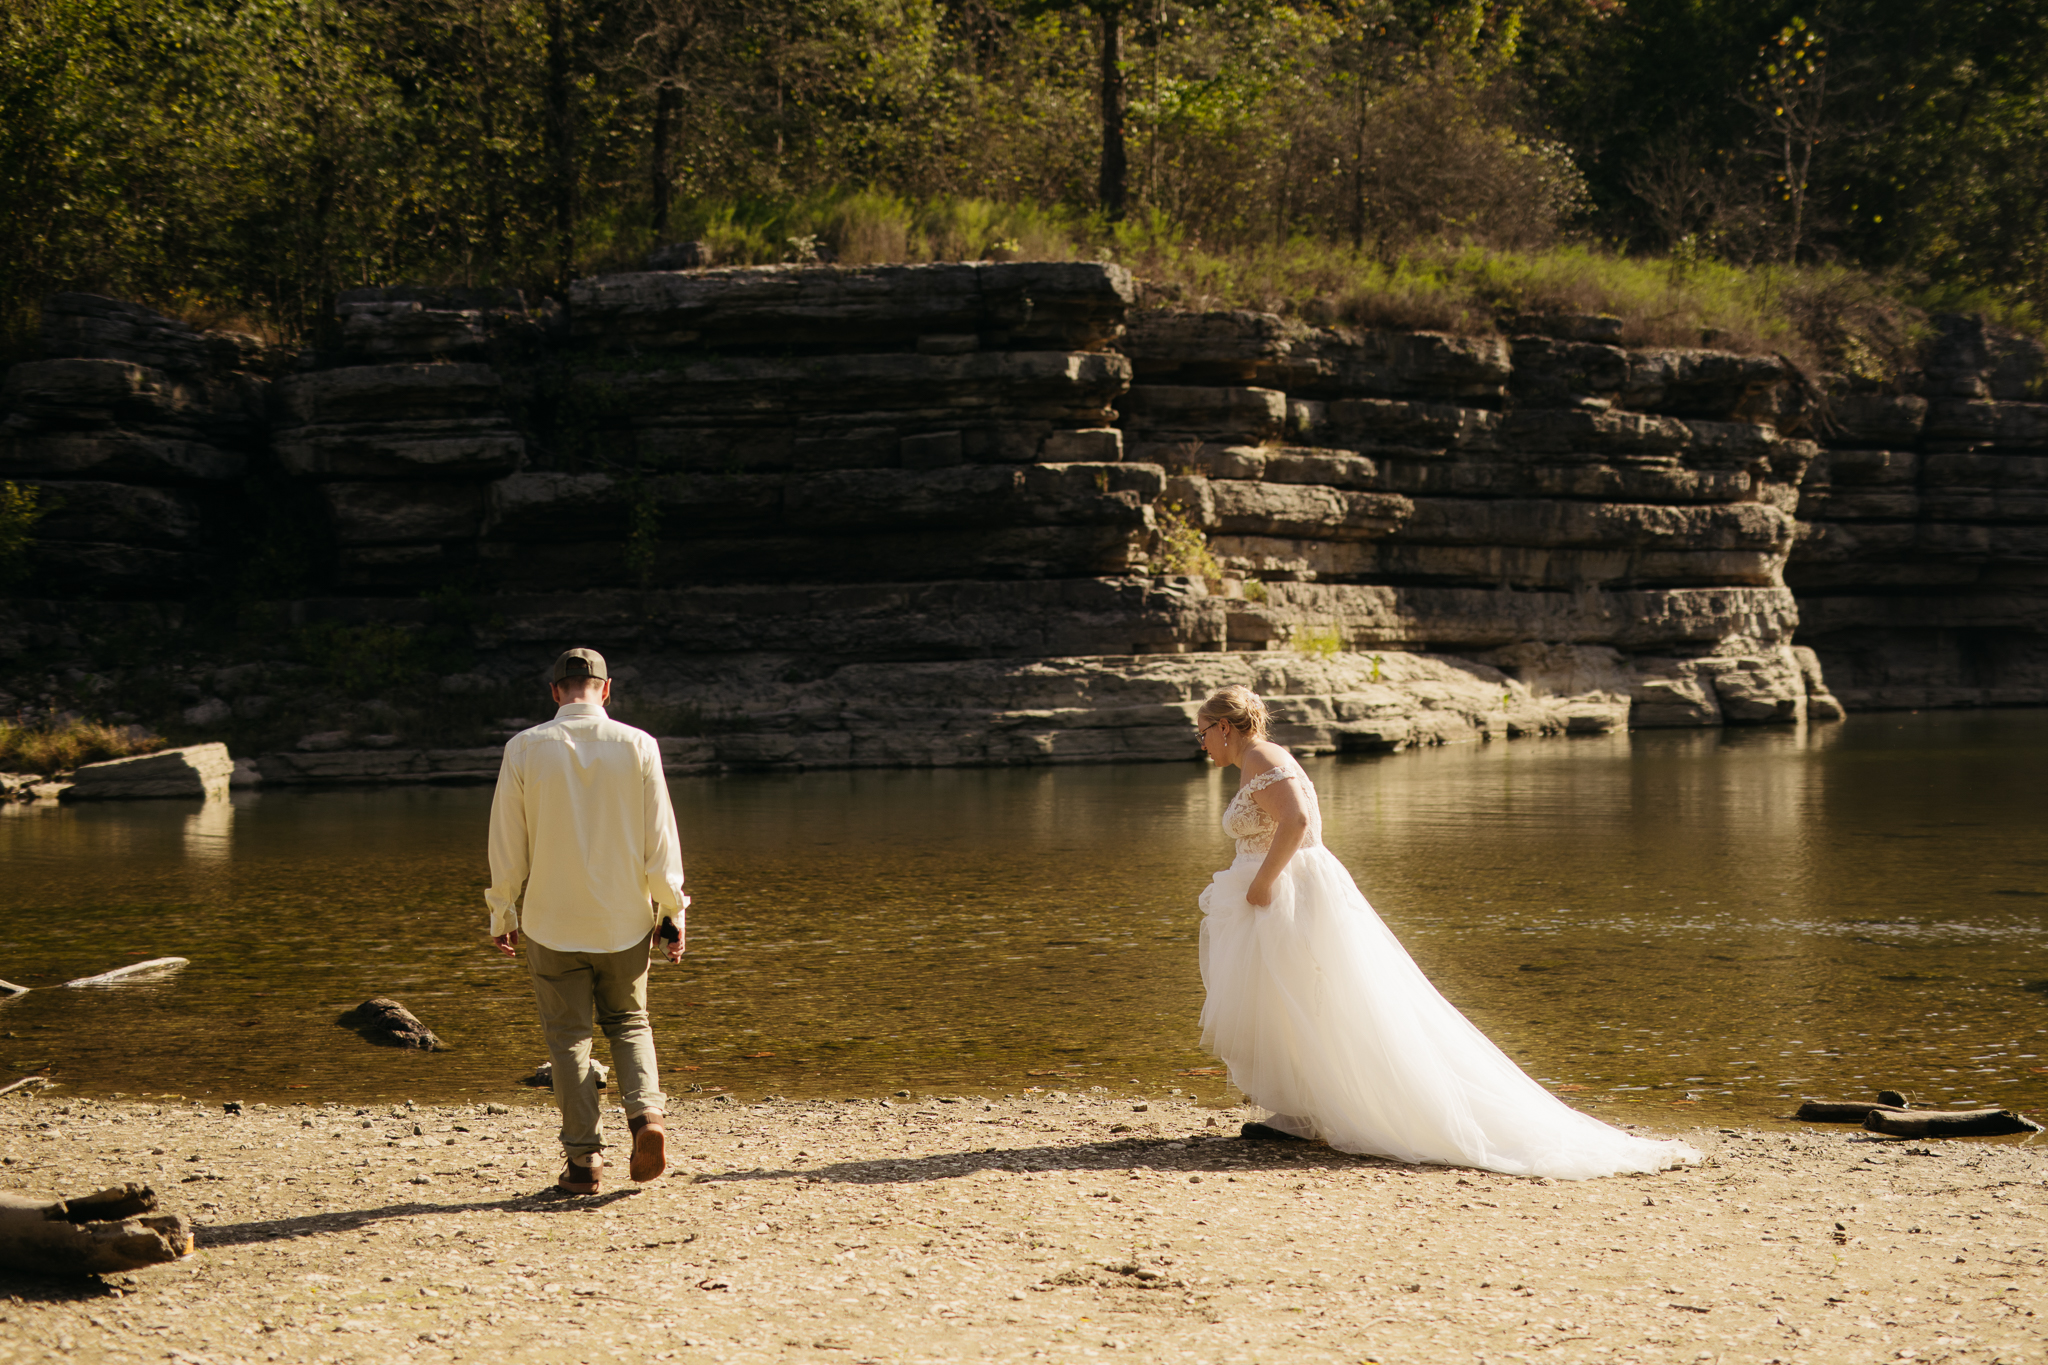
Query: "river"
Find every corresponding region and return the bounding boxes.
[2,710,2044,1129]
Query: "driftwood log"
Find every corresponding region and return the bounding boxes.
[1797,1091,2039,1137]
[1796,1100,1912,1123]
[0,979,27,997]
[338,997,446,1050]
[1864,1108,2043,1138]
[1793,1090,1915,1124]
[0,1183,192,1276]
[0,1076,50,1100]
[61,957,188,988]
[1802,1096,1908,1129]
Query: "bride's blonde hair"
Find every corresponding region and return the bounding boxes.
[1198,685,1270,740]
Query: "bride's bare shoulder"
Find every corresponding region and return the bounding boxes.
[1237,741,1295,780]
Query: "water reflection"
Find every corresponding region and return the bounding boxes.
[0,711,2041,1129]
[182,798,235,863]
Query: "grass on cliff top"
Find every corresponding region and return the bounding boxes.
[634,190,1966,381]
[0,717,164,774]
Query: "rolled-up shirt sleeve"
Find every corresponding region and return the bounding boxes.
[641,738,687,920]
[484,742,530,937]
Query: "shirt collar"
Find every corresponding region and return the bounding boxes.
[554,702,608,719]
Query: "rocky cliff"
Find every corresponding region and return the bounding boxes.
[9,263,2034,778]
[1790,314,2048,709]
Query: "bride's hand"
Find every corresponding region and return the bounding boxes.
[1246,881,1273,908]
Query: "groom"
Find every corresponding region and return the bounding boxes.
[486,647,690,1195]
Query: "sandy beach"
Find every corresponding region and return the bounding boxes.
[0,1090,2042,1365]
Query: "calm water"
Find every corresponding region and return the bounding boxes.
[2,711,2045,1129]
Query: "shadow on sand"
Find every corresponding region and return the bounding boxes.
[0,1133,1433,1299]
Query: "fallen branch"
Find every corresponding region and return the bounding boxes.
[0,1183,192,1276]
[1863,1108,2042,1139]
[0,979,27,997]
[61,957,189,988]
[0,1075,50,1099]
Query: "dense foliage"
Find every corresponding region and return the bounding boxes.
[3,0,2045,347]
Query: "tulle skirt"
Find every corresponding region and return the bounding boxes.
[1199,846,1700,1180]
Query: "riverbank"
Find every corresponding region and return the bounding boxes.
[1,1094,2041,1364]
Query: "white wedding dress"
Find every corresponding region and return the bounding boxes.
[1199,753,1700,1180]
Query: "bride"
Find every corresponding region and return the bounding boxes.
[1194,685,1699,1180]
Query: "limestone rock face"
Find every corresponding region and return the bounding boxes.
[274,422,524,480]
[1264,330,1512,402]
[20,480,218,591]
[63,744,233,800]
[0,429,246,484]
[273,365,509,427]
[50,266,2048,756]
[1790,312,2048,709]
[1,359,211,427]
[0,299,266,596]
[266,363,528,586]
[38,293,216,376]
[332,286,534,364]
[569,261,1136,354]
[1120,310,1300,384]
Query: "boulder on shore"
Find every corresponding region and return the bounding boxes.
[61,743,233,801]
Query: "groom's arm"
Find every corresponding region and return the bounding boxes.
[641,735,688,958]
[485,743,530,952]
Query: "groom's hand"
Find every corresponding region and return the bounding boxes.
[656,915,685,962]
[492,929,520,956]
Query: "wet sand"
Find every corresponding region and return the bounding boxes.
[0,1092,2042,1364]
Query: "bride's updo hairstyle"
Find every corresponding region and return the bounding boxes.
[1198,685,1270,740]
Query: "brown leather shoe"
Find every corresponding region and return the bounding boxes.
[628,1111,667,1183]
[558,1154,601,1195]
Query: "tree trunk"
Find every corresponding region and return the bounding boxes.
[477,0,504,268]
[652,80,681,238]
[544,0,577,291]
[1097,3,1127,221]
[1350,84,1367,251]
[310,108,338,348]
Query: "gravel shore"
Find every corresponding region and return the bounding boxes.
[0,1092,2042,1364]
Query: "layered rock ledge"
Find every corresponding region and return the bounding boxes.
[6,265,2039,772]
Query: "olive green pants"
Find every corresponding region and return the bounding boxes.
[525,936,667,1159]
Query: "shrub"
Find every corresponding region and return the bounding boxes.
[1152,502,1221,580]
[0,717,164,774]
[1292,625,1345,659]
[295,621,432,697]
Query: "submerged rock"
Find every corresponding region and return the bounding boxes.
[339,997,447,1051]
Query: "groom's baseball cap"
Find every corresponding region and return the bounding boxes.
[551,647,609,683]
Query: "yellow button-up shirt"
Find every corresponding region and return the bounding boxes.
[485,702,687,953]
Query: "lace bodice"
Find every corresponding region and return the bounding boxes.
[1223,755,1322,858]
